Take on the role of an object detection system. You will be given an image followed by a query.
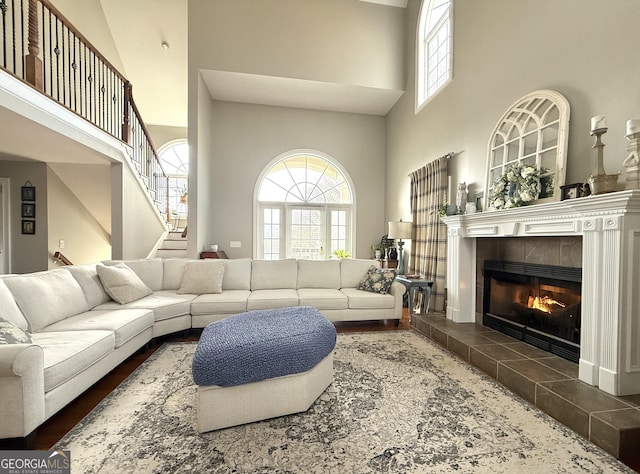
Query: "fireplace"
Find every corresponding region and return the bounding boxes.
[441,191,640,396]
[483,261,582,363]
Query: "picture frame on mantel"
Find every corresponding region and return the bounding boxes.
[560,183,583,201]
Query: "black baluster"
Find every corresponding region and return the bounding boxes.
[0,0,7,69]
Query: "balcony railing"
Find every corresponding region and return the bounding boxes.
[0,0,170,223]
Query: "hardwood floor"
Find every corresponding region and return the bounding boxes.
[25,311,411,450]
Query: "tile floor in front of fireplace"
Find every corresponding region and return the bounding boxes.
[411,312,640,468]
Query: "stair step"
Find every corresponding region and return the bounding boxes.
[155,248,188,258]
[160,240,188,250]
[167,231,186,239]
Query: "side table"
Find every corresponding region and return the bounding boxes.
[395,276,433,316]
[200,250,228,259]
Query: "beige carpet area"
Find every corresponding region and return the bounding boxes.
[59,332,633,473]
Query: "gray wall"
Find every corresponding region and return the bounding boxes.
[188,0,402,258]
[47,168,111,268]
[386,0,640,228]
[0,161,48,273]
[189,0,404,91]
[202,100,386,258]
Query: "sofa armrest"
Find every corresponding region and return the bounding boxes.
[0,344,45,439]
[389,281,407,319]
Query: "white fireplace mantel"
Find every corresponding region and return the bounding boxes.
[441,190,640,396]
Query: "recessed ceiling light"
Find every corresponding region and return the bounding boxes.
[161,41,170,51]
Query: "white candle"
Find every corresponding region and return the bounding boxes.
[626,118,640,136]
[591,115,607,131]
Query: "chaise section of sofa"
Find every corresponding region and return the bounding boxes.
[0,267,154,441]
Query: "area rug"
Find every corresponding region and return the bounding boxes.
[58,332,632,473]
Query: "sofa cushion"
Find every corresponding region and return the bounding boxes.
[251,259,297,290]
[222,258,252,291]
[41,309,153,348]
[356,265,397,294]
[340,288,395,309]
[104,258,164,291]
[340,258,381,288]
[0,279,29,330]
[162,258,195,290]
[97,263,153,305]
[177,260,226,294]
[31,330,114,392]
[247,289,299,310]
[0,318,32,344]
[67,264,111,308]
[93,291,195,322]
[297,259,340,289]
[4,269,90,332]
[297,288,348,310]
[190,290,250,315]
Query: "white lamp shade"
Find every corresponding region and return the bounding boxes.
[388,221,413,240]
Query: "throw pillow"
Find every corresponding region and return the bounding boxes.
[0,319,32,344]
[177,260,226,295]
[356,265,397,294]
[96,263,153,304]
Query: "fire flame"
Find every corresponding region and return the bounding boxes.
[527,295,566,313]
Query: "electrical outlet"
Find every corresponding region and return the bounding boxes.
[230,241,241,248]
[59,239,65,249]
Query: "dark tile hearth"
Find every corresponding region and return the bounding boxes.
[412,313,640,469]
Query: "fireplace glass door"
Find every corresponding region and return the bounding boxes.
[483,261,581,362]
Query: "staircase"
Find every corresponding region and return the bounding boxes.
[155,231,188,258]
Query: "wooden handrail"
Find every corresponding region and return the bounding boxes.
[53,251,73,265]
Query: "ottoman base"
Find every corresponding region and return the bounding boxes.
[196,353,333,433]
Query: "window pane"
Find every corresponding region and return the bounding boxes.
[291,208,323,260]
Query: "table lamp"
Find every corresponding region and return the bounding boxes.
[388,219,412,275]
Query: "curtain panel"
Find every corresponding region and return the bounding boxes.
[408,156,448,312]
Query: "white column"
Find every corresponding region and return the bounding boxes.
[597,216,623,394]
[579,218,600,386]
[446,226,476,323]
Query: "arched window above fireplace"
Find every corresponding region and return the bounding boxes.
[484,90,570,205]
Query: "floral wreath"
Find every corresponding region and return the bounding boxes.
[489,163,547,209]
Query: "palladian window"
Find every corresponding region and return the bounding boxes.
[256,152,354,260]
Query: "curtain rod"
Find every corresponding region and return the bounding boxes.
[407,151,455,177]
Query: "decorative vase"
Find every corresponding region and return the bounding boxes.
[388,247,398,260]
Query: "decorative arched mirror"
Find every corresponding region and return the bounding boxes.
[484,90,570,209]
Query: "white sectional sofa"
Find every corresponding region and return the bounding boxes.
[0,257,405,443]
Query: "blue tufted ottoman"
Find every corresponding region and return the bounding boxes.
[192,306,336,432]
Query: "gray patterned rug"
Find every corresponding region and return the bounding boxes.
[59,332,632,473]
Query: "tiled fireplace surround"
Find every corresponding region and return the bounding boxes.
[412,191,640,465]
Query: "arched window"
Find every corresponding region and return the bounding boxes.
[255,151,354,260]
[158,140,188,227]
[416,0,453,111]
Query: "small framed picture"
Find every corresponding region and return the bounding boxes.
[474,192,484,212]
[21,186,36,202]
[21,220,35,235]
[21,203,35,218]
[560,183,582,201]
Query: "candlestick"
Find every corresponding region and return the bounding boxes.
[591,115,606,132]
[588,126,619,194]
[626,118,640,138]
